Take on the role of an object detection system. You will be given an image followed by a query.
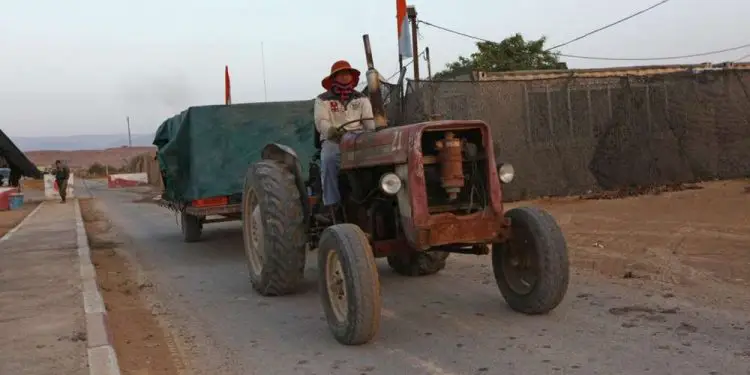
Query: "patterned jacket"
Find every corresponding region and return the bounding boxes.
[314,90,375,141]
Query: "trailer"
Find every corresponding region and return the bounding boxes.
[153,100,317,242]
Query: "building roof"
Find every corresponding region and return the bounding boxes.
[0,129,42,179]
[473,62,750,81]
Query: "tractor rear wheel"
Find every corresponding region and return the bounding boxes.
[492,206,569,314]
[180,212,203,243]
[242,160,307,296]
[387,251,450,276]
[318,224,381,345]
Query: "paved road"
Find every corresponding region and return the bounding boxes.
[80,180,750,375]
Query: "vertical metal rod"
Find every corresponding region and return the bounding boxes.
[398,54,404,122]
[425,47,432,80]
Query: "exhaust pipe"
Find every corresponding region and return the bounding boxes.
[362,34,388,129]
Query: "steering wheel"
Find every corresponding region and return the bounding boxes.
[335,117,376,131]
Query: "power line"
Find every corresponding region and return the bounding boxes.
[418,19,750,61]
[562,44,750,61]
[735,53,750,62]
[546,0,671,51]
[386,50,426,81]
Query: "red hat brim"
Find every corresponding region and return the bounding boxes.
[322,67,361,90]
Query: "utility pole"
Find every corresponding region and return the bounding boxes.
[407,6,420,82]
[126,116,132,147]
[425,47,432,80]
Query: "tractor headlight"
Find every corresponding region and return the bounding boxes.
[379,173,402,195]
[497,163,515,183]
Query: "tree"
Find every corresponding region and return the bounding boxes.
[433,33,568,80]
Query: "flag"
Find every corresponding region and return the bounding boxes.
[396,0,412,58]
[224,65,232,105]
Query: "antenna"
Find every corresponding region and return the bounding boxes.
[261,42,268,102]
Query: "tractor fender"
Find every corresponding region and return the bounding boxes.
[260,143,311,224]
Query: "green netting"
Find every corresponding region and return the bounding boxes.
[153,100,317,203]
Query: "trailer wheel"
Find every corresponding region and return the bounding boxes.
[318,224,381,345]
[242,160,307,296]
[387,251,450,276]
[180,212,203,243]
[492,206,569,314]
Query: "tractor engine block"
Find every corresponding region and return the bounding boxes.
[435,132,465,201]
[421,127,490,215]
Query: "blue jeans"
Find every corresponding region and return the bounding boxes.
[320,140,341,206]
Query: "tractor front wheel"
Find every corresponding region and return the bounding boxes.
[492,206,569,314]
[318,224,381,345]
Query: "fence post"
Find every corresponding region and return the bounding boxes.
[664,80,669,120]
[646,83,652,133]
[524,84,531,142]
[587,87,593,136]
[567,85,573,136]
[546,84,554,138]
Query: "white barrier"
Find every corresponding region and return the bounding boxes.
[44,174,75,200]
[107,173,148,188]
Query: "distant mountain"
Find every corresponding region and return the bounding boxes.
[11,133,155,151]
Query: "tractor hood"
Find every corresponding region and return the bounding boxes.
[340,120,490,171]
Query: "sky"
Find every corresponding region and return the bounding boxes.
[1,0,749,138]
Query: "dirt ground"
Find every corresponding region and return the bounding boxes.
[0,202,39,237]
[522,179,750,309]
[79,199,184,375]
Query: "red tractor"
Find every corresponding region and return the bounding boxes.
[241,37,569,346]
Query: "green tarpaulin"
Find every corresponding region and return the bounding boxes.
[153,100,317,203]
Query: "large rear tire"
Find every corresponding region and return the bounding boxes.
[318,224,381,345]
[242,160,307,296]
[492,206,569,314]
[180,212,203,243]
[387,251,449,276]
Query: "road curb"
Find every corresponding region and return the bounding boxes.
[74,199,122,375]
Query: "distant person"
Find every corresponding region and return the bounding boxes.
[53,160,70,203]
[9,166,21,187]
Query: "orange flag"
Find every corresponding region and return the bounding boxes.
[396,0,412,58]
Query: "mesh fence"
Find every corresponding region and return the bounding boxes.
[389,69,750,201]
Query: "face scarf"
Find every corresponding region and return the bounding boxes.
[330,81,355,102]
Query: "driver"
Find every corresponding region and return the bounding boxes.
[314,60,375,223]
